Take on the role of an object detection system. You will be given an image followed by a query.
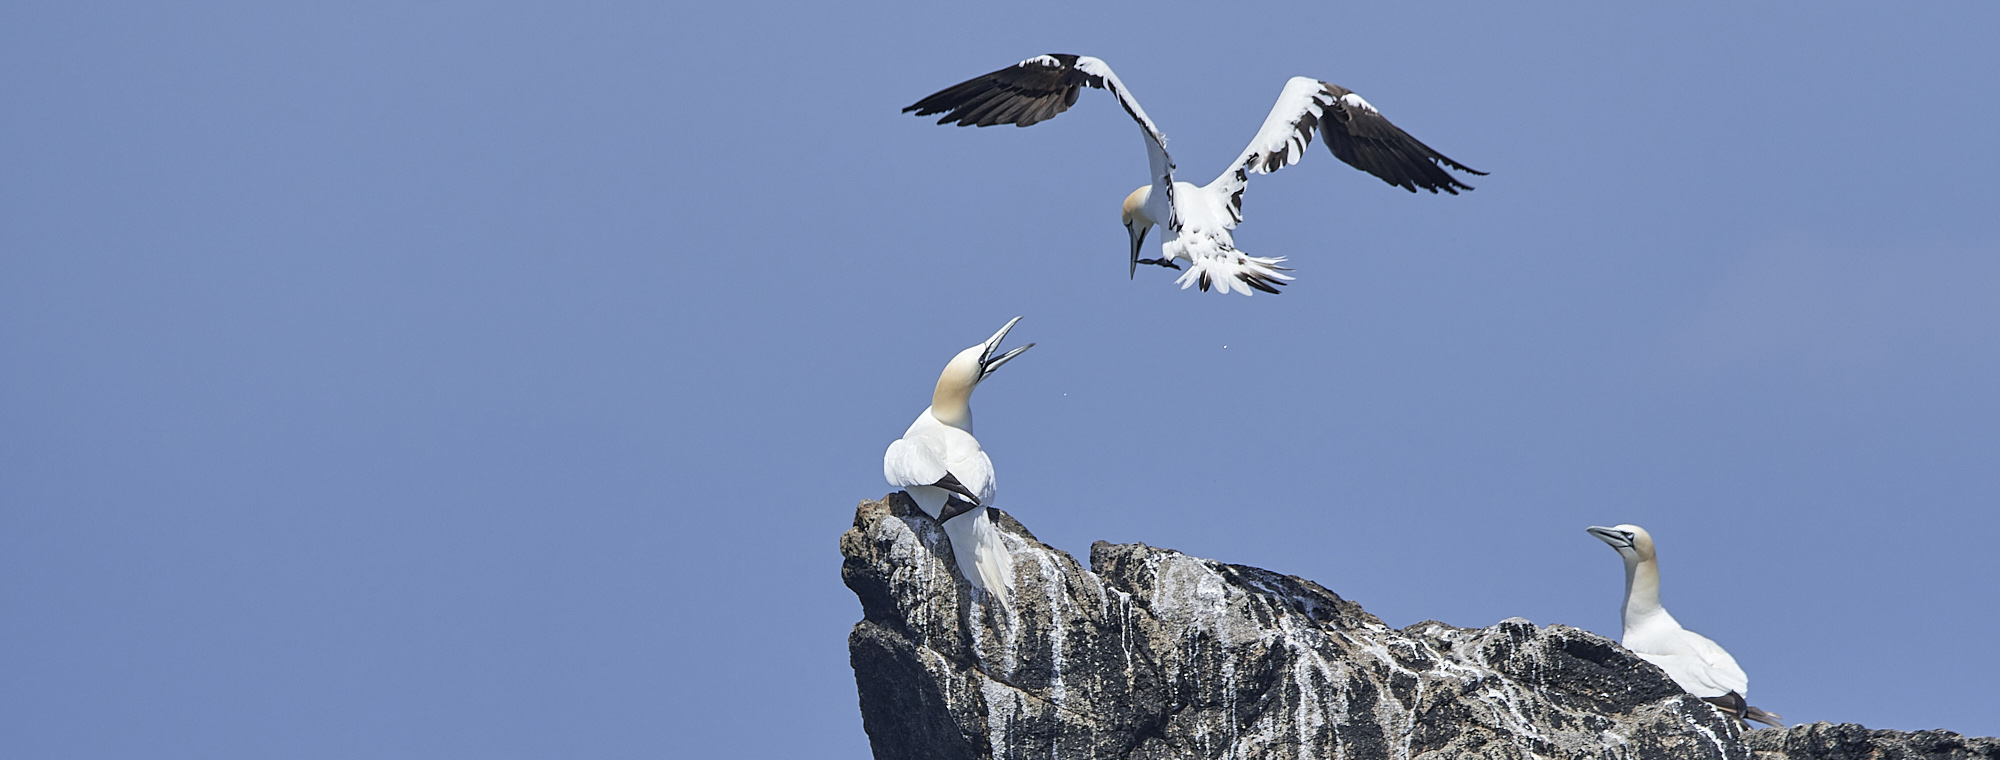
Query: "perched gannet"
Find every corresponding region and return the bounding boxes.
[884,317,1035,607]
[905,54,1485,295]
[1587,524,1784,727]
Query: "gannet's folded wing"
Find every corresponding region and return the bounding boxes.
[884,437,978,504]
[1680,629,1751,697]
[945,448,997,508]
[1319,83,1486,195]
[905,54,1181,227]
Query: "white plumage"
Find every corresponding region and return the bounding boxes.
[906,54,1485,295]
[884,317,1034,608]
[1587,524,1783,727]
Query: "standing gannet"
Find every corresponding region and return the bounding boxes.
[1587,524,1784,727]
[905,54,1485,295]
[884,317,1035,608]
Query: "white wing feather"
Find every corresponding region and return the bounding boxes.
[883,437,949,489]
[1073,56,1181,229]
[1631,626,1751,699]
[1229,78,1332,177]
[1679,628,1752,696]
[1208,77,1333,227]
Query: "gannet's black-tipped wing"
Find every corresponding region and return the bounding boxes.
[906,54,1182,228]
[1742,704,1785,728]
[1208,78,1486,226]
[885,439,978,504]
[929,472,980,505]
[1319,83,1485,195]
[904,53,1097,128]
[1702,692,1750,723]
[935,495,979,523]
[1701,692,1781,728]
[884,426,998,509]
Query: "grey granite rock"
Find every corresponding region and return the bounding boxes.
[843,495,1994,759]
[1747,723,2000,760]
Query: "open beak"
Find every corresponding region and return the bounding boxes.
[1127,222,1149,279]
[1586,526,1633,550]
[977,316,1034,381]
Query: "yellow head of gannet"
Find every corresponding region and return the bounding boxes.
[928,316,1034,434]
[1121,185,1160,279]
[1586,524,1656,563]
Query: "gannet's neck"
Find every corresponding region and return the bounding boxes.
[929,400,972,432]
[930,348,981,432]
[1621,554,1667,630]
[1122,185,1156,228]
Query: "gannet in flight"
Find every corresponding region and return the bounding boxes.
[884,317,1035,608]
[1587,524,1784,728]
[905,54,1485,296]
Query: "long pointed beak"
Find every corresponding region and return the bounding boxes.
[1585,526,1631,549]
[1127,223,1149,279]
[978,316,1033,380]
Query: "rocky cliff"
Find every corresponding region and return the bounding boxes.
[841,494,1995,760]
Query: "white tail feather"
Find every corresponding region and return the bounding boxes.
[1173,251,1294,296]
[941,507,1014,609]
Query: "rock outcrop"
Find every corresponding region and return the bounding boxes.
[1747,723,1999,760]
[841,494,1993,760]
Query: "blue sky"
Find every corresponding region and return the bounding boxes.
[4,2,1996,757]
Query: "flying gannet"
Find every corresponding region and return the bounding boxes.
[905,54,1485,296]
[884,317,1035,608]
[1587,524,1784,728]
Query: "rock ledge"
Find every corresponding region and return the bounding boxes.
[841,495,1993,760]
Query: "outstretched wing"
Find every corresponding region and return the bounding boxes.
[905,54,1181,227]
[905,53,1098,128]
[1209,78,1486,226]
[1209,78,1336,226]
[1319,83,1485,195]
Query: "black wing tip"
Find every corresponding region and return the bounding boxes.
[1366,158,1478,194]
[1744,706,1785,728]
[1433,159,1488,182]
[1702,693,1784,728]
[903,55,1099,128]
[936,495,978,523]
[1321,107,1486,193]
[932,472,979,504]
